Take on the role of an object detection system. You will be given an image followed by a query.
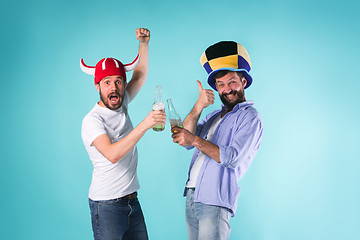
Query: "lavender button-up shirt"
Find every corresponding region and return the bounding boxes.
[184,101,263,216]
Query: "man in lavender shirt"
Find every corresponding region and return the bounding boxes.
[171,41,263,240]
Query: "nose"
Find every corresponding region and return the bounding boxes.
[110,81,117,91]
[222,83,232,94]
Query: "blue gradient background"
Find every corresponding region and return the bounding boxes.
[1,0,359,239]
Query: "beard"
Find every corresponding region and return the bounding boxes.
[219,89,245,110]
[99,89,124,110]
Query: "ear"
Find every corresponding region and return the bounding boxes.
[95,83,100,93]
[241,76,247,88]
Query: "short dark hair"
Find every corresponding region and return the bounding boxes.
[214,70,244,80]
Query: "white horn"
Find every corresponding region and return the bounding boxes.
[80,59,95,75]
[124,54,140,72]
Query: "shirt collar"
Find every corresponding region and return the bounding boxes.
[95,102,126,113]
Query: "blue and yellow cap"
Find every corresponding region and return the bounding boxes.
[200,41,252,91]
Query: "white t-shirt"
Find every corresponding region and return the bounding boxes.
[81,91,140,200]
[186,115,222,188]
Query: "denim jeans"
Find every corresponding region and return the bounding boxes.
[185,188,231,240]
[89,195,148,240]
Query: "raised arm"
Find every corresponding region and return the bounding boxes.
[126,28,150,102]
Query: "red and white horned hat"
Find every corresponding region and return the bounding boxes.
[80,54,140,84]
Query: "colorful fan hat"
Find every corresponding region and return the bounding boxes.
[200,41,252,90]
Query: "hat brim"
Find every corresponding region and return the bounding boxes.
[207,68,253,91]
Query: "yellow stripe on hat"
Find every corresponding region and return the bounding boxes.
[200,52,208,66]
[208,55,238,71]
[237,43,252,68]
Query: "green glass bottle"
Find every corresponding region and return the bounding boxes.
[166,98,183,129]
[152,85,165,131]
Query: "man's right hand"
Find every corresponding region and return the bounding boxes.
[171,126,196,147]
[195,80,215,110]
[141,110,167,130]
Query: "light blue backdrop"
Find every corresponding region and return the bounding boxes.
[1,0,359,239]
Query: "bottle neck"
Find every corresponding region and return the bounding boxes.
[167,99,180,119]
[155,86,162,103]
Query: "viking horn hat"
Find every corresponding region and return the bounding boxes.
[80,54,140,84]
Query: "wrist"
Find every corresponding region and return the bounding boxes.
[137,120,150,133]
[193,102,204,114]
[192,135,200,147]
[139,41,149,47]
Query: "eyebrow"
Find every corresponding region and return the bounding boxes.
[217,77,236,83]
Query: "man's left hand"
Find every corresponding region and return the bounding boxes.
[171,126,196,147]
[136,28,150,43]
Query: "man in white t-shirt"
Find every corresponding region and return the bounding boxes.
[80,28,166,240]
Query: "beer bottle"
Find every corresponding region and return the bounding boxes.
[166,98,183,129]
[152,85,165,131]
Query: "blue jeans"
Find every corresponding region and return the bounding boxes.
[185,188,231,240]
[89,195,148,240]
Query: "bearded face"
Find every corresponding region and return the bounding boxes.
[215,71,247,110]
[99,88,124,110]
[219,88,245,109]
[96,76,125,110]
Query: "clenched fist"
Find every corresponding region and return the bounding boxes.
[136,28,150,43]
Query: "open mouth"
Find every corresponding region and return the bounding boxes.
[108,93,120,104]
